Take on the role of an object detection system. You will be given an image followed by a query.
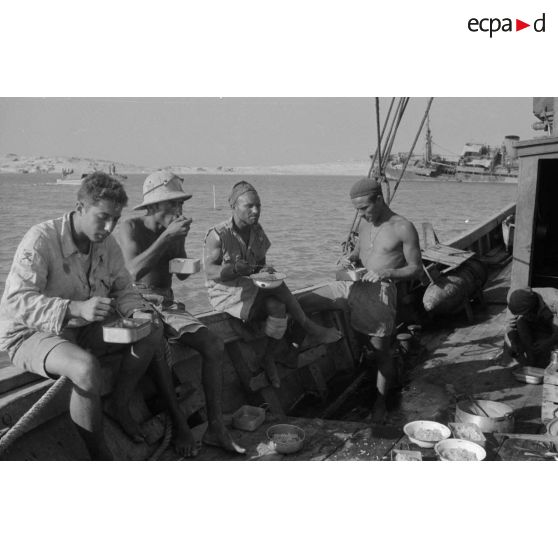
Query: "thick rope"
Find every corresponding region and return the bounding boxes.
[0,376,70,455]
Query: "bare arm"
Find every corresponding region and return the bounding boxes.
[203,229,262,281]
[204,230,235,281]
[338,235,361,269]
[118,218,191,282]
[388,220,423,281]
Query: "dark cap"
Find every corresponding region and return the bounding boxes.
[350,177,382,200]
[508,288,538,315]
[229,180,257,207]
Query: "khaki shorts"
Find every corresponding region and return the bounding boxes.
[315,280,397,337]
[11,322,124,378]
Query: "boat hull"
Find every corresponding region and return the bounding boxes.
[385,167,518,183]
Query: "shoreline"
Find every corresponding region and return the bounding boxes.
[0,153,371,177]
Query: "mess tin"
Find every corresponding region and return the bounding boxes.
[335,267,367,282]
[102,318,152,344]
[232,405,266,432]
[513,366,545,385]
[169,258,200,274]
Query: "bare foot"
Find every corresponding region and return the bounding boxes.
[302,322,342,348]
[174,425,201,458]
[105,401,145,443]
[204,422,246,454]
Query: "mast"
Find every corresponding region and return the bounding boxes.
[424,115,432,164]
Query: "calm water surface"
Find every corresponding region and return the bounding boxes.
[0,173,517,314]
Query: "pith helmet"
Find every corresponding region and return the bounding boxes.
[134,171,192,210]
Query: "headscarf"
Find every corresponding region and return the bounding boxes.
[229,181,257,207]
[350,177,382,200]
[508,288,539,315]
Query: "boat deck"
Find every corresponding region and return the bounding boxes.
[1,251,551,461]
[177,259,548,461]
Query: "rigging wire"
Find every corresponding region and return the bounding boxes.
[375,98,383,175]
[388,97,434,204]
[368,98,395,178]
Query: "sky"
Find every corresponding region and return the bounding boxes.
[0,97,535,168]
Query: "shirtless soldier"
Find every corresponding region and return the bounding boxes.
[118,171,244,456]
[303,177,422,420]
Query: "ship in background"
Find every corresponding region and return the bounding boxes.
[385,120,520,183]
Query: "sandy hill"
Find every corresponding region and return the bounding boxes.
[0,153,370,177]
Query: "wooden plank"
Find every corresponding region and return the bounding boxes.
[446,203,515,251]
[170,416,369,461]
[225,341,285,418]
[328,425,402,461]
[308,363,328,402]
[421,244,476,271]
[0,365,43,394]
[0,414,89,461]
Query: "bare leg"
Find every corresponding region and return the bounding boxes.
[258,297,286,388]
[180,328,245,454]
[368,335,395,423]
[107,325,162,442]
[44,342,112,460]
[265,284,342,344]
[149,346,200,457]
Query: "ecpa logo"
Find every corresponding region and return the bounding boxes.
[468,13,546,37]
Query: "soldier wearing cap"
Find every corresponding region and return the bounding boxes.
[505,287,558,366]
[118,170,244,456]
[299,177,422,421]
[203,181,342,389]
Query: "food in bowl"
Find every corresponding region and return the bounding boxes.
[434,438,486,461]
[449,422,486,445]
[414,427,445,442]
[439,447,478,461]
[272,432,300,444]
[392,449,422,461]
[266,424,305,454]
[403,420,451,448]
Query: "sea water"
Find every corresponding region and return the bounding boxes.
[0,173,517,314]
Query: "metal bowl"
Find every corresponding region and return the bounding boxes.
[266,424,305,454]
[435,438,486,461]
[455,399,514,433]
[403,420,451,449]
[250,272,286,290]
